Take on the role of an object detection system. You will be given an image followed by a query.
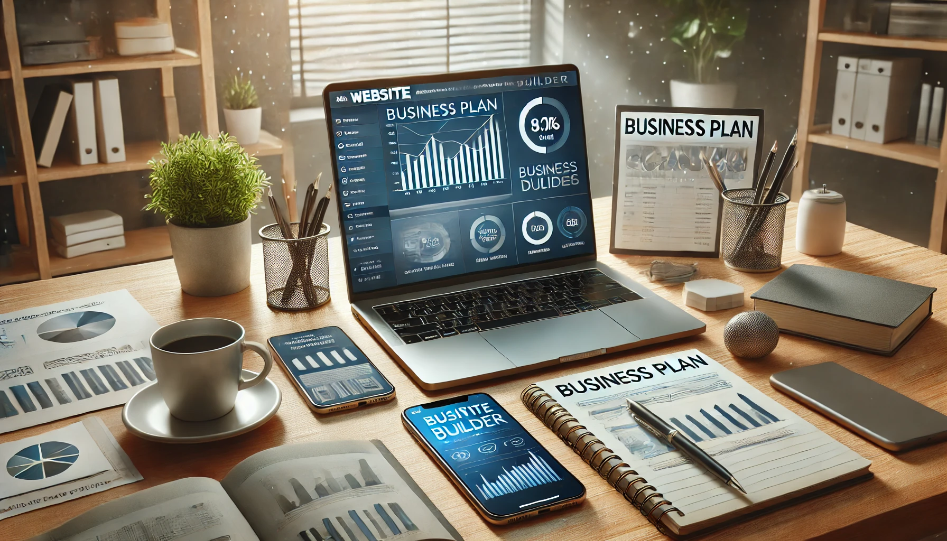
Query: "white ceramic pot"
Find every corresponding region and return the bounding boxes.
[167,217,251,297]
[670,80,738,109]
[796,185,847,256]
[223,107,262,145]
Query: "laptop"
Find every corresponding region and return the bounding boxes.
[323,64,705,390]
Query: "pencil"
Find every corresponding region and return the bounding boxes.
[700,151,726,193]
[754,141,778,204]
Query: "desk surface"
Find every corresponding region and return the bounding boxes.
[3,197,947,541]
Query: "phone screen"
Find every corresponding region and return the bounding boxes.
[269,326,394,409]
[404,393,584,518]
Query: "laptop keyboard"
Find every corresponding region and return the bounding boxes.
[374,269,642,344]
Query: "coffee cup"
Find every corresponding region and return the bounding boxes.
[150,318,273,421]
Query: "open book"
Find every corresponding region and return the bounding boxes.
[522,349,871,538]
[30,441,462,541]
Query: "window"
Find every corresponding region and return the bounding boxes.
[289,0,534,103]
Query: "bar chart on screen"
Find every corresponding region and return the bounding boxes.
[397,115,509,191]
[474,451,562,500]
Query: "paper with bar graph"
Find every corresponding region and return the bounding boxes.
[0,290,160,435]
[222,440,461,541]
[534,349,870,530]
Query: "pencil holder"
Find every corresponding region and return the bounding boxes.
[259,223,331,310]
[721,188,789,273]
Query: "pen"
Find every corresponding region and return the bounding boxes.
[627,398,747,494]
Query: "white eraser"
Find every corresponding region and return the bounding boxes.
[682,279,744,312]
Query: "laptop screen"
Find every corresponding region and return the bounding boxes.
[326,67,594,296]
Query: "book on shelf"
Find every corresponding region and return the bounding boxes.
[29,440,462,541]
[522,349,871,539]
[51,234,125,259]
[30,86,72,168]
[751,264,935,356]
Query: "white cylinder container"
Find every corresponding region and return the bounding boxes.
[796,185,846,256]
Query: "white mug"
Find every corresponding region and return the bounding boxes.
[150,318,273,421]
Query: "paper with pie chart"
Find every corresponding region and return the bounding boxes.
[0,290,160,434]
[0,420,111,499]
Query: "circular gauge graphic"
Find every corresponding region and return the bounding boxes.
[522,211,553,246]
[7,441,79,480]
[518,97,571,154]
[469,215,506,254]
[402,222,451,264]
[36,311,116,343]
[557,206,588,238]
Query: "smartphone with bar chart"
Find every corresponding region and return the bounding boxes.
[402,392,585,524]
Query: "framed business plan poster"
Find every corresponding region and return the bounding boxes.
[609,106,764,257]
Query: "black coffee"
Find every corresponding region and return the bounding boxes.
[162,335,235,353]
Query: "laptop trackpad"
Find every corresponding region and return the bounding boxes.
[482,310,636,367]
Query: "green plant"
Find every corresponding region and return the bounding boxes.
[222,74,260,110]
[145,133,270,227]
[662,0,748,84]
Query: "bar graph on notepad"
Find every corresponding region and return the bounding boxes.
[475,451,561,500]
[397,115,506,191]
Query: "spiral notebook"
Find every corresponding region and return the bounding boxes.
[521,349,871,538]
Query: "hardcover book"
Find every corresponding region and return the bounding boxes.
[751,264,935,355]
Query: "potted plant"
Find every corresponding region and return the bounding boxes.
[663,0,748,108]
[145,133,269,297]
[222,74,262,145]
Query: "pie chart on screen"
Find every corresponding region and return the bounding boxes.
[36,311,116,343]
[6,441,79,480]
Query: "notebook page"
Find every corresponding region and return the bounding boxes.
[534,349,870,531]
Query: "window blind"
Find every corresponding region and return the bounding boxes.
[289,0,533,100]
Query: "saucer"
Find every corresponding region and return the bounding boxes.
[122,370,281,444]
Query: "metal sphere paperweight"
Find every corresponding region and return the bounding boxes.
[724,311,779,359]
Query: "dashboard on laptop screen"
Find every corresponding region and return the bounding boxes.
[325,68,594,295]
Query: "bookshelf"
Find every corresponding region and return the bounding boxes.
[795,0,947,252]
[0,0,297,286]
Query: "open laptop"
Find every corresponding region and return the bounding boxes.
[323,64,704,390]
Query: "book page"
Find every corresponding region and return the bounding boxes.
[534,349,870,531]
[29,477,258,541]
[221,440,461,541]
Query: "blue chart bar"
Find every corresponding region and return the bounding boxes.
[667,394,781,443]
[475,451,562,500]
[401,115,505,191]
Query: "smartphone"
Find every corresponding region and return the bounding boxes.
[269,326,395,413]
[402,393,585,524]
[771,362,947,451]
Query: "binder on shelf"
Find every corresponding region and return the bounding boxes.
[832,56,859,137]
[93,77,126,164]
[916,83,932,145]
[30,86,72,168]
[928,86,944,148]
[65,79,98,166]
[849,58,875,140]
[51,235,125,259]
[52,224,123,247]
[864,57,922,144]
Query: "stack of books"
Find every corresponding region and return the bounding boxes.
[115,18,174,56]
[49,210,125,258]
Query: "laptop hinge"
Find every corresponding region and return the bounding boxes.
[559,348,606,363]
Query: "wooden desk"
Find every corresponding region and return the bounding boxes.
[3,197,947,541]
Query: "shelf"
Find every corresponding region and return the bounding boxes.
[21,49,200,79]
[49,226,171,277]
[0,69,10,79]
[0,226,172,285]
[0,245,41,285]
[819,31,947,52]
[0,131,286,185]
[808,126,940,168]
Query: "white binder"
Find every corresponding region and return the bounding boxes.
[832,56,859,137]
[93,77,126,163]
[928,86,944,148]
[849,58,875,140]
[916,83,932,145]
[864,58,922,144]
[65,80,98,165]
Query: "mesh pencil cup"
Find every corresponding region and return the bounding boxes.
[720,188,789,273]
[259,223,330,310]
